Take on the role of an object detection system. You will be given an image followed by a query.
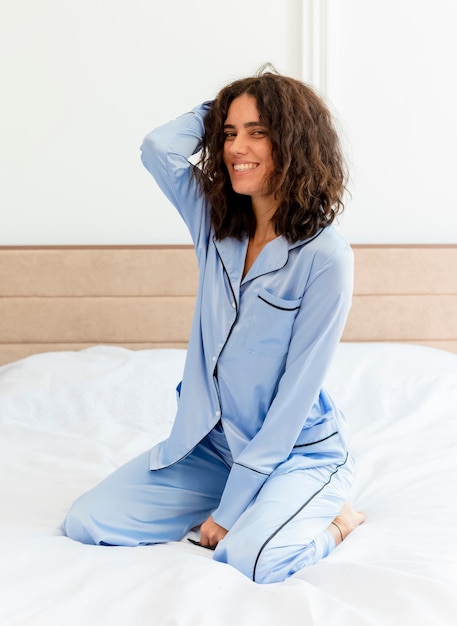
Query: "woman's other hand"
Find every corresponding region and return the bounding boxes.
[199,515,228,549]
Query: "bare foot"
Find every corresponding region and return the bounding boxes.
[329,502,365,545]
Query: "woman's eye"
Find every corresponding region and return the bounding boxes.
[224,132,236,140]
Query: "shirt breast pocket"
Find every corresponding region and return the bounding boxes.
[244,287,302,357]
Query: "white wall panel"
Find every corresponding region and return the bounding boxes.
[0,0,301,244]
[321,0,457,243]
[1,0,456,244]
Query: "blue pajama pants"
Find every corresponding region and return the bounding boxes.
[64,424,353,584]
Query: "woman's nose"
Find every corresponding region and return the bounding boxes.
[229,134,248,154]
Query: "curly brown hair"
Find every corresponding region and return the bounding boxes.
[196,68,348,242]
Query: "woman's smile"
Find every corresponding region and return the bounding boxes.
[232,162,259,172]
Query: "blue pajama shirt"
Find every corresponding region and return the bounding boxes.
[64,102,355,583]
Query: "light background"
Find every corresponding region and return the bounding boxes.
[1,0,456,244]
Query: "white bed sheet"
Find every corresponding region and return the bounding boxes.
[0,343,456,626]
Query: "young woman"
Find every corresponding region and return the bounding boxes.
[64,69,364,584]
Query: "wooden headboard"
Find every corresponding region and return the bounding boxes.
[0,244,456,365]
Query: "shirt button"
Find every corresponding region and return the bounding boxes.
[215,411,221,417]
[212,356,217,362]
[231,302,236,308]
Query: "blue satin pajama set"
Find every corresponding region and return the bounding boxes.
[64,102,355,584]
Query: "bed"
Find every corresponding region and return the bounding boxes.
[0,244,456,625]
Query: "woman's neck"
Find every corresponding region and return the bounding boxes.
[250,225,277,246]
[243,208,278,279]
[251,197,278,244]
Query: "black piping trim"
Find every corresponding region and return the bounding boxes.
[251,451,349,582]
[292,431,338,448]
[257,295,301,311]
[234,461,269,476]
[212,241,239,412]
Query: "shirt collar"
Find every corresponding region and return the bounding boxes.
[213,228,324,285]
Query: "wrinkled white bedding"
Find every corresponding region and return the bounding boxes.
[0,343,456,625]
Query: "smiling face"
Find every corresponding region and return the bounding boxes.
[222,93,275,206]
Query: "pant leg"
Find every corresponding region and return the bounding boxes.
[213,448,354,584]
[64,431,231,546]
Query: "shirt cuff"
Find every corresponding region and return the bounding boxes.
[211,462,269,530]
